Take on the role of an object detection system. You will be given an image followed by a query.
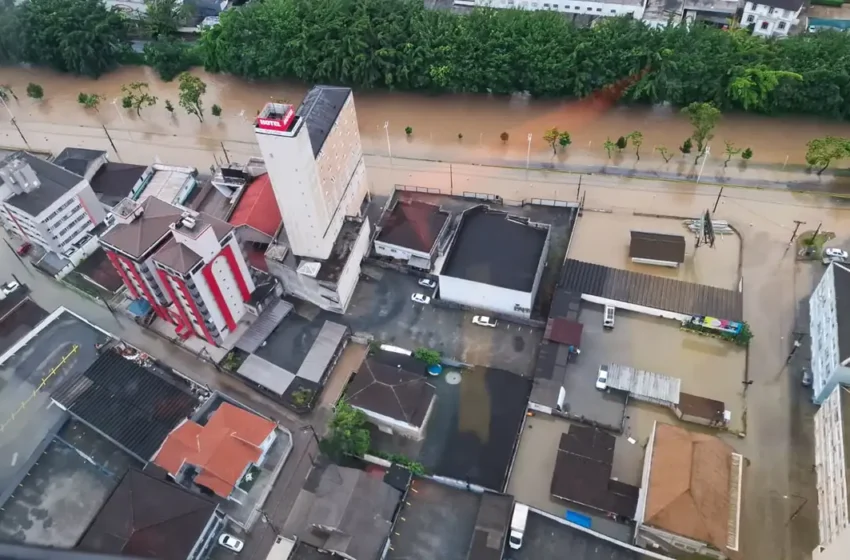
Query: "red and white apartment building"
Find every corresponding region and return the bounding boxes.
[99,196,256,346]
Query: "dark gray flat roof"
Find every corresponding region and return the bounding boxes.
[53,148,106,177]
[298,86,350,158]
[559,259,743,321]
[442,207,548,292]
[90,163,147,208]
[2,152,83,216]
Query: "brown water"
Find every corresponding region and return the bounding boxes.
[3,66,850,165]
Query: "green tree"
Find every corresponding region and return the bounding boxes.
[0,0,21,66]
[806,137,850,175]
[405,126,413,136]
[543,128,560,154]
[144,0,192,39]
[26,83,43,100]
[77,92,103,111]
[656,145,673,163]
[627,131,643,160]
[723,141,741,167]
[413,347,441,366]
[727,66,802,112]
[211,103,222,117]
[603,138,616,159]
[144,39,195,81]
[679,138,693,157]
[0,85,16,103]
[682,101,721,160]
[324,401,370,460]
[165,99,174,113]
[177,72,206,122]
[558,131,572,149]
[742,148,753,160]
[121,82,158,116]
[17,0,127,77]
[500,132,509,143]
[616,136,628,152]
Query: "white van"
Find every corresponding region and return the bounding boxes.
[509,503,529,550]
[603,305,615,330]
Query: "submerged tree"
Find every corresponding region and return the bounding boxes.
[120,82,157,116]
[723,141,741,167]
[603,138,616,160]
[543,128,560,155]
[26,83,43,100]
[628,131,643,160]
[806,137,850,175]
[655,145,673,163]
[683,101,721,161]
[177,72,206,122]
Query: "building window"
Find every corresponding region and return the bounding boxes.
[587,6,592,10]
[610,8,616,12]
[778,21,786,29]
[747,15,754,22]
[761,21,769,29]
[596,7,601,11]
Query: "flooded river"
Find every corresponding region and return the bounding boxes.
[3,66,850,166]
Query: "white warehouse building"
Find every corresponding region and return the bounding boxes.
[809,263,850,404]
[456,0,646,19]
[437,206,550,319]
[813,384,850,557]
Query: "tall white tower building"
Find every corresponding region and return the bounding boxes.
[255,86,371,313]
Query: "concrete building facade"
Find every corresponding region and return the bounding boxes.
[813,384,850,553]
[255,85,371,313]
[100,197,257,346]
[742,0,802,36]
[0,152,106,255]
[809,263,850,404]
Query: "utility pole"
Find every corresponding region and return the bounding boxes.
[713,186,724,213]
[102,125,120,160]
[220,141,231,165]
[811,222,822,243]
[449,163,454,196]
[789,220,806,246]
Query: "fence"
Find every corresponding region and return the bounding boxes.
[429,297,547,329]
[395,184,441,194]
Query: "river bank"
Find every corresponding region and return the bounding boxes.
[4,66,850,168]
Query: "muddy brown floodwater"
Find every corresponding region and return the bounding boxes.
[3,66,850,165]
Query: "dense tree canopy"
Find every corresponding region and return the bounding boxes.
[200,0,850,119]
[15,0,128,77]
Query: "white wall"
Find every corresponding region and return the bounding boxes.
[438,274,533,318]
[471,0,646,19]
[814,525,850,560]
[811,265,845,404]
[743,1,800,37]
[814,386,850,549]
[374,240,430,262]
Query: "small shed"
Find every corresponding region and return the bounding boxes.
[629,231,686,268]
[606,363,681,407]
[544,317,583,348]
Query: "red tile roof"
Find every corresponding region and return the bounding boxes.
[228,174,282,238]
[153,403,276,498]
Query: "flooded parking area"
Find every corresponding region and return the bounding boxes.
[580,304,746,434]
[567,210,740,291]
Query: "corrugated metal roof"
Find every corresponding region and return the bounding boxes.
[237,354,295,396]
[235,299,293,354]
[298,321,348,383]
[560,260,743,321]
[606,363,681,406]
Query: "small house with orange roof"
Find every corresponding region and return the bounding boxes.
[152,401,277,502]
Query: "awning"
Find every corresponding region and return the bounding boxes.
[127,299,152,317]
[235,299,293,353]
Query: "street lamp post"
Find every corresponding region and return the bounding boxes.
[112,98,132,141]
[526,133,533,176]
[384,121,392,164]
[696,145,711,184]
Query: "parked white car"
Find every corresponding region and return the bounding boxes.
[596,365,609,390]
[2,281,19,294]
[823,247,848,264]
[218,534,244,553]
[418,278,437,289]
[472,316,498,328]
[411,293,431,304]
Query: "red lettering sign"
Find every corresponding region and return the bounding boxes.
[255,107,296,132]
[258,118,281,128]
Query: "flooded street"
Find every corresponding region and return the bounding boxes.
[3,66,850,167]
[0,64,846,559]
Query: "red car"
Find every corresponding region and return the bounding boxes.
[16,242,31,256]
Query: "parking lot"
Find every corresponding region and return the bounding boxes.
[506,510,642,560]
[506,415,641,542]
[386,478,481,560]
[567,211,739,290]
[346,267,542,376]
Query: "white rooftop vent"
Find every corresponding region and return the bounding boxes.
[297,261,321,278]
[181,216,197,229]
